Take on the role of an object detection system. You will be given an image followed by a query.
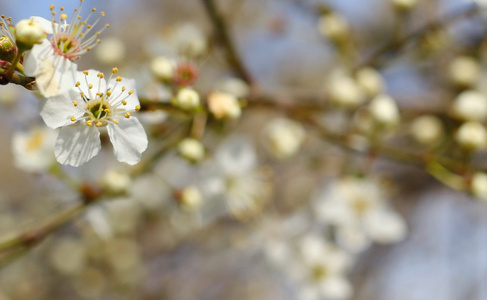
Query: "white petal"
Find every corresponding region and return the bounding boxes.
[24,39,51,76]
[30,16,55,34]
[39,91,85,129]
[107,117,148,165]
[34,54,77,97]
[55,124,101,167]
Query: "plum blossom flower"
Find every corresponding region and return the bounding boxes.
[24,2,109,97]
[39,68,148,166]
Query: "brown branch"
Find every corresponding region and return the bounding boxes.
[201,0,254,84]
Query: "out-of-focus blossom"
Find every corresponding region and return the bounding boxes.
[368,94,400,126]
[102,169,132,193]
[150,56,176,82]
[314,176,407,252]
[317,13,349,43]
[391,0,418,11]
[261,118,305,159]
[471,172,487,199]
[12,126,56,172]
[95,37,126,65]
[216,77,251,99]
[327,71,365,108]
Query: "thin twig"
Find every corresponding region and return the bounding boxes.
[201,0,254,84]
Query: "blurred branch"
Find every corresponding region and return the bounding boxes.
[358,3,479,70]
[201,0,254,85]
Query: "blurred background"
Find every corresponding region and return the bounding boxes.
[0,0,486,299]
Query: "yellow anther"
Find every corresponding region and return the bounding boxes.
[122,100,127,105]
[116,76,122,82]
[135,105,140,111]
[96,122,103,127]
[52,12,56,16]
[86,120,92,126]
[87,24,92,29]
[75,81,80,87]
[79,33,84,37]
[80,92,85,98]
[83,70,89,75]
[60,6,64,11]
[96,39,101,43]
[104,108,110,113]
[101,12,105,16]
[97,72,104,78]
[72,100,78,106]
[113,119,119,124]
[122,86,126,92]
[96,31,100,36]
[50,4,55,10]
[77,16,81,19]
[96,92,101,96]
[128,90,134,95]
[106,90,112,97]
[61,13,68,20]
[86,47,91,51]
[105,23,110,28]
[112,67,118,74]
[86,103,91,109]
[70,116,76,122]
[124,112,131,118]
[88,84,93,89]
[92,8,96,12]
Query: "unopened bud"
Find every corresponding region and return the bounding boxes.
[449,56,480,87]
[175,87,200,110]
[471,172,487,199]
[15,18,45,50]
[328,73,364,108]
[208,91,241,120]
[368,94,399,126]
[178,185,202,211]
[317,13,349,43]
[392,0,418,11]
[178,138,205,163]
[150,56,175,81]
[410,115,444,145]
[355,67,384,98]
[0,35,17,62]
[455,121,487,150]
[451,90,487,122]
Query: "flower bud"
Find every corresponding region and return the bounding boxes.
[455,121,487,150]
[178,138,205,163]
[150,56,176,81]
[0,35,17,62]
[471,172,487,199]
[178,185,202,211]
[368,94,399,126]
[175,87,200,110]
[392,0,418,11]
[95,37,126,65]
[102,169,132,193]
[451,90,487,122]
[448,56,480,87]
[262,118,305,159]
[317,13,349,43]
[207,91,241,120]
[410,115,444,145]
[15,18,45,50]
[355,67,384,98]
[327,73,364,108]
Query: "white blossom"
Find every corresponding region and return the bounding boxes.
[451,90,487,122]
[207,91,241,120]
[39,69,148,166]
[24,3,108,97]
[12,126,57,172]
[261,118,305,159]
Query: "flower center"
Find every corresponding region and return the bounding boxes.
[51,33,81,60]
[85,97,112,126]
